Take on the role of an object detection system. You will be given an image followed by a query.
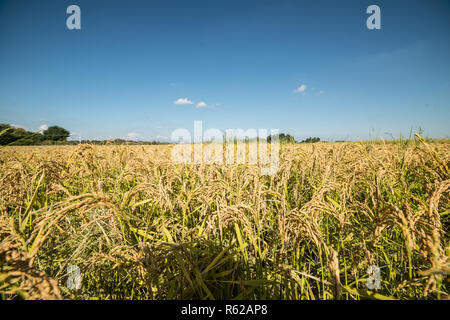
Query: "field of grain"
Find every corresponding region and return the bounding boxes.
[0,137,449,299]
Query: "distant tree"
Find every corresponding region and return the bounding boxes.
[0,124,14,145]
[0,124,44,145]
[267,133,296,144]
[43,126,70,141]
[300,137,320,143]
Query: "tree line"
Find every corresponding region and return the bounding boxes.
[0,124,321,146]
[0,124,70,146]
[0,124,170,146]
[267,133,321,144]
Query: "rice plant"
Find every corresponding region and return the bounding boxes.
[0,136,448,299]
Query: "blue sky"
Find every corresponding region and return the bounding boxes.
[0,0,449,141]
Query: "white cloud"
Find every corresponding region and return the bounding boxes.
[293,84,307,94]
[319,90,324,95]
[196,101,206,108]
[127,132,140,139]
[38,124,48,133]
[174,98,194,105]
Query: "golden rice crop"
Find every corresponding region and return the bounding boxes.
[0,137,449,299]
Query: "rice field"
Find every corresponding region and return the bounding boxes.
[0,136,449,300]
